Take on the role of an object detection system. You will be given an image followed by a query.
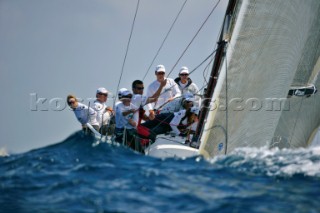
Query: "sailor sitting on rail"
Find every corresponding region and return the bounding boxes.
[93,87,114,135]
[131,79,166,122]
[159,92,195,114]
[174,66,201,108]
[114,89,138,149]
[146,64,181,111]
[139,106,200,142]
[67,94,99,133]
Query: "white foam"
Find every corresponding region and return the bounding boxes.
[208,146,320,177]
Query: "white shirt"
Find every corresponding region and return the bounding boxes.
[73,103,99,126]
[159,97,184,114]
[115,102,138,129]
[131,94,151,124]
[131,94,148,108]
[93,100,111,127]
[146,78,181,109]
[169,109,187,135]
[177,80,201,108]
[179,81,188,89]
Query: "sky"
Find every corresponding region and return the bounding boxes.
[0,0,228,154]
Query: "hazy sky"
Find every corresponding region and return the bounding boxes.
[0,0,228,153]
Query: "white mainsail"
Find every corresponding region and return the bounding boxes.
[199,0,320,158]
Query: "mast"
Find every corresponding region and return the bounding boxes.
[193,0,237,146]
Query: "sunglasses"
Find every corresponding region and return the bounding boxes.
[135,87,144,90]
[68,100,76,105]
[157,72,165,75]
[180,74,189,76]
[98,93,108,96]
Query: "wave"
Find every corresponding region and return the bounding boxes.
[1,132,320,212]
[2,132,320,179]
[208,146,320,178]
[0,131,138,176]
[2,132,320,182]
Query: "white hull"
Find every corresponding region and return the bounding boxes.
[87,123,199,158]
[145,135,199,158]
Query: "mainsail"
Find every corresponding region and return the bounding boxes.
[199,0,320,158]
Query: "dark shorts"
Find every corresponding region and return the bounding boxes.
[141,113,174,141]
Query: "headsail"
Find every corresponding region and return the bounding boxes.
[199,0,320,158]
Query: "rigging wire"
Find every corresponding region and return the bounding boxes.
[114,0,140,105]
[202,57,213,90]
[201,43,221,91]
[136,48,220,147]
[142,0,188,81]
[145,47,219,107]
[197,56,215,94]
[189,48,217,75]
[224,44,228,155]
[189,49,217,95]
[167,0,222,77]
[113,0,222,143]
[183,44,221,95]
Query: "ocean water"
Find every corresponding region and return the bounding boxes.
[1,132,319,213]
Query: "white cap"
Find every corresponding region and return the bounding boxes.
[155,64,166,73]
[185,97,195,102]
[118,88,128,99]
[96,87,108,94]
[190,106,200,115]
[179,66,189,74]
[121,90,132,97]
[118,88,132,98]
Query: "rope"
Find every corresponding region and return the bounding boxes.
[167,0,222,77]
[224,45,228,155]
[142,0,188,80]
[152,116,194,127]
[112,0,222,147]
[115,0,140,104]
[201,56,215,92]
[117,47,220,146]
[156,136,191,145]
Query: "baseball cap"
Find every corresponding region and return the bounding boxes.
[118,88,128,99]
[155,64,166,73]
[96,87,108,95]
[121,90,132,97]
[179,66,189,75]
[118,88,132,99]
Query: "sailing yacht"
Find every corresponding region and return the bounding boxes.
[145,0,320,158]
[86,0,319,159]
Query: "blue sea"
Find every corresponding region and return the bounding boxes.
[1,132,319,213]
